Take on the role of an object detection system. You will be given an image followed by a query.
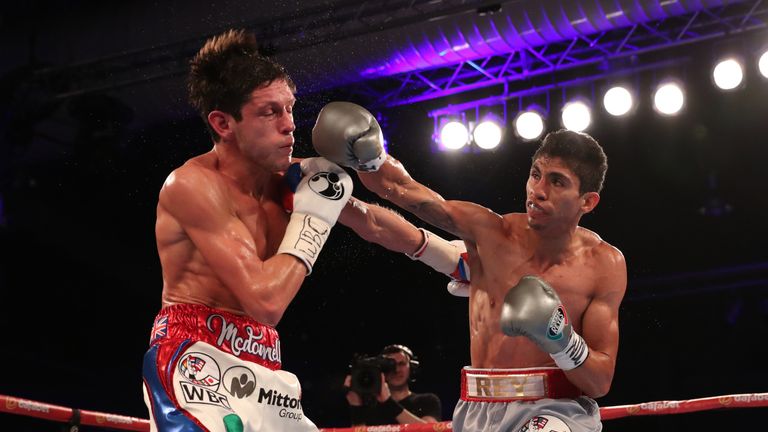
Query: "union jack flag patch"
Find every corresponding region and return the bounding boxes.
[150,316,168,342]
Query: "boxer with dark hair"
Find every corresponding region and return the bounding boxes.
[143,29,458,432]
[313,102,627,432]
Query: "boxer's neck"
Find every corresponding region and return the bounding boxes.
[212,145,272,197]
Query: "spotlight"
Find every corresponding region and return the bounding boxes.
[514,111,545,140]
[759,50,768,79]
[653,82,685,116]
[440,121,469,149]
[561,101,591,132]
[712,58,744,90]
[473,120,502,149]
[603,86,634,116]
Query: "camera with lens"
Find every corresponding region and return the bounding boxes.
[349,354,397,405]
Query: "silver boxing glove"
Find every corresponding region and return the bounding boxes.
[312,101,386,172]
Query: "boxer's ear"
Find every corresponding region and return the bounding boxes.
[580,192,600,214]
[208,110,234,141]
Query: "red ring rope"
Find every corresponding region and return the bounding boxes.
[2,393,767,431]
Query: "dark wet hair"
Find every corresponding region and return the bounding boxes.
[532,129,608,194]
[188,29,295,141]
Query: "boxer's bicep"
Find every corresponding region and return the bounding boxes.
[161,170,306,324]
[358,155,500,239]
[360,155,455,229]
[581,249,627,362]
[161,169,266,286]
[424,199,503,241]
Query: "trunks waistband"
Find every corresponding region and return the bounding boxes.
[460,367,582,402]
[149,303,282,370]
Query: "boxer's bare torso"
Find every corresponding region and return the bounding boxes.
[465,213,624,368]
[360,153,627,396]
[156,151,289,316]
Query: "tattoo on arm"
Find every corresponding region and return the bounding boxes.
[410,200,456,233]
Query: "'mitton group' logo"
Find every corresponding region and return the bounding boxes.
[223,366,257,399]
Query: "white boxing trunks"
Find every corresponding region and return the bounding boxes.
[452,367,601,432]
[142,304,318,432]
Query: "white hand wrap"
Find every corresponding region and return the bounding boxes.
[357,152,386,172]
[446,280,470,297]
[277,213,332,276]
[549,330,590,371]
[406,228,470,297]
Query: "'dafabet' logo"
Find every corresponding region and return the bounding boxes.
[5,398,18,410]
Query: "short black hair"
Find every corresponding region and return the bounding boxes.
[532,129,608,194]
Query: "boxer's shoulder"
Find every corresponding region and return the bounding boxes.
[159,157,232,222]
[501,213,531,237]
[169,155,232,195]
[576,227,624,265]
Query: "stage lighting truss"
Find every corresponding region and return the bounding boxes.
[366,1,767,108]
[22,1,767,109]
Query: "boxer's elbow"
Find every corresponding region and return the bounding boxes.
[580,371,613,398]
[583,380,611,399]
[246,303,284,327]
[242,293,287,327]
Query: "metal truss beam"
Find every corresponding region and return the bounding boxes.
[357,1,768,108]
[25,0,502,101]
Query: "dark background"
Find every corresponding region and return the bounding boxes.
[1,2,767,431]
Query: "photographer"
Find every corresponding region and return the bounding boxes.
[344,344,442,426]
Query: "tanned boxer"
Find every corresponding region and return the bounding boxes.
[312,102,627,432]
[143,29,470,432]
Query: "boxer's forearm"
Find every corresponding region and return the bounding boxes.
[563,349,615,398]
[358,156,457,234]
[339,197,423,254]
